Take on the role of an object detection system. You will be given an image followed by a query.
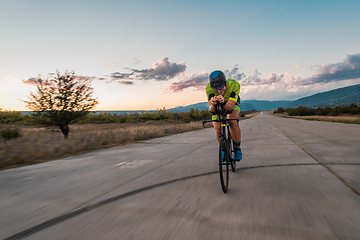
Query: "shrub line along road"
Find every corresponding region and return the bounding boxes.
[1,112,360,239]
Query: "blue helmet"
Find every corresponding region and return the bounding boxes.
[209,70,226,91]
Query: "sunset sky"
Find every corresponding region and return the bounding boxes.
[1,0,360,111]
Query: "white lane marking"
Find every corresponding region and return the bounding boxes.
[114,162,127,166]
[114,160,152,168]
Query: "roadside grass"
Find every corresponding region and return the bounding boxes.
[0,121,202,170]
[270,113,360,124]
[241,112,259,119]
[0,113,258,170]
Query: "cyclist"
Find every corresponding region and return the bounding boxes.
[206,70,242,161]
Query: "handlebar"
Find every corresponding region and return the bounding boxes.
[202,118,239,128]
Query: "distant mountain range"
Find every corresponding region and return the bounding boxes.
[285,84,360,108]
[240,100,293,111]
[169,84,360,112]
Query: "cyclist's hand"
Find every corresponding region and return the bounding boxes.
[210,97,217,105]
[217,95,225,104]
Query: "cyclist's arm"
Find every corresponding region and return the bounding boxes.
[208,94,217,114]
[224,99,236,112]
[208,102,216,114]
[224,83,240,112]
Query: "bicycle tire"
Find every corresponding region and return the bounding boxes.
[229,135,236,172]
[219,136,229,193]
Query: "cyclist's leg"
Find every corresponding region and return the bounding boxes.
[227,109,241,146]
[212,115,225,161]
[228,107,242,161]
[212,115,221,143]
[213,121,221,143]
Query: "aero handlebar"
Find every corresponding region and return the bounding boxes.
[202,118,239,128]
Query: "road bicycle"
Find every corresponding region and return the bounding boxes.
[203,104,239,193]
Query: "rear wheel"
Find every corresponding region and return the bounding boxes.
[219,137,229,193]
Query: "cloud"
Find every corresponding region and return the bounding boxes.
[239,70,283,86]
[239,52,360,88]
[21,77,46,86]
[117,81,133,85]
[168,66,244,92]
[239,69,261,86]
[110,56,186,83]
[110,72,134,80]
[223,66,245,80]
[129,56,186,81]
[282,53,360,88]
[239,53,360,89]
[102,62,121,68]
[283,72,302,88]
[169,71,209,92]
[21,75,102,87]
[75,76,103,81]
[265,73,284,84]
[299,53,360,85]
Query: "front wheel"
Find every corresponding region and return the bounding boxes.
[219,137,229,193]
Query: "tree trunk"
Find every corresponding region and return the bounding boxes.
[59,124,69,138]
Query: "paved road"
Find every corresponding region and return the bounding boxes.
[1,112,360,240]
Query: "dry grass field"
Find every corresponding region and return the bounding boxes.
[270,113,360,124]
[0,121,202,170]
[0,112,258,170]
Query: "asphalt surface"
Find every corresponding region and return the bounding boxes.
[1,112,360,240]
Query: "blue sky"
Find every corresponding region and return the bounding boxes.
[1,0,360,110]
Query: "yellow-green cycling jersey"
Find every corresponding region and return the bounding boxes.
[206,79,240,120]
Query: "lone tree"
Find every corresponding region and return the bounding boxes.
[23,70,99,138]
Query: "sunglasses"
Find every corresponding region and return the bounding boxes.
[215,84,225,91]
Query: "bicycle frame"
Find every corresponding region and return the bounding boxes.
[203,113,239,193]
[203,116,239,161]
[202,116,239,136]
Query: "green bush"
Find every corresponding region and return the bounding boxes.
[182,116,191,123]
[275,107,284,113]
[0,126,22,140]
[282,104,360,116]
[0,111,30,124]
